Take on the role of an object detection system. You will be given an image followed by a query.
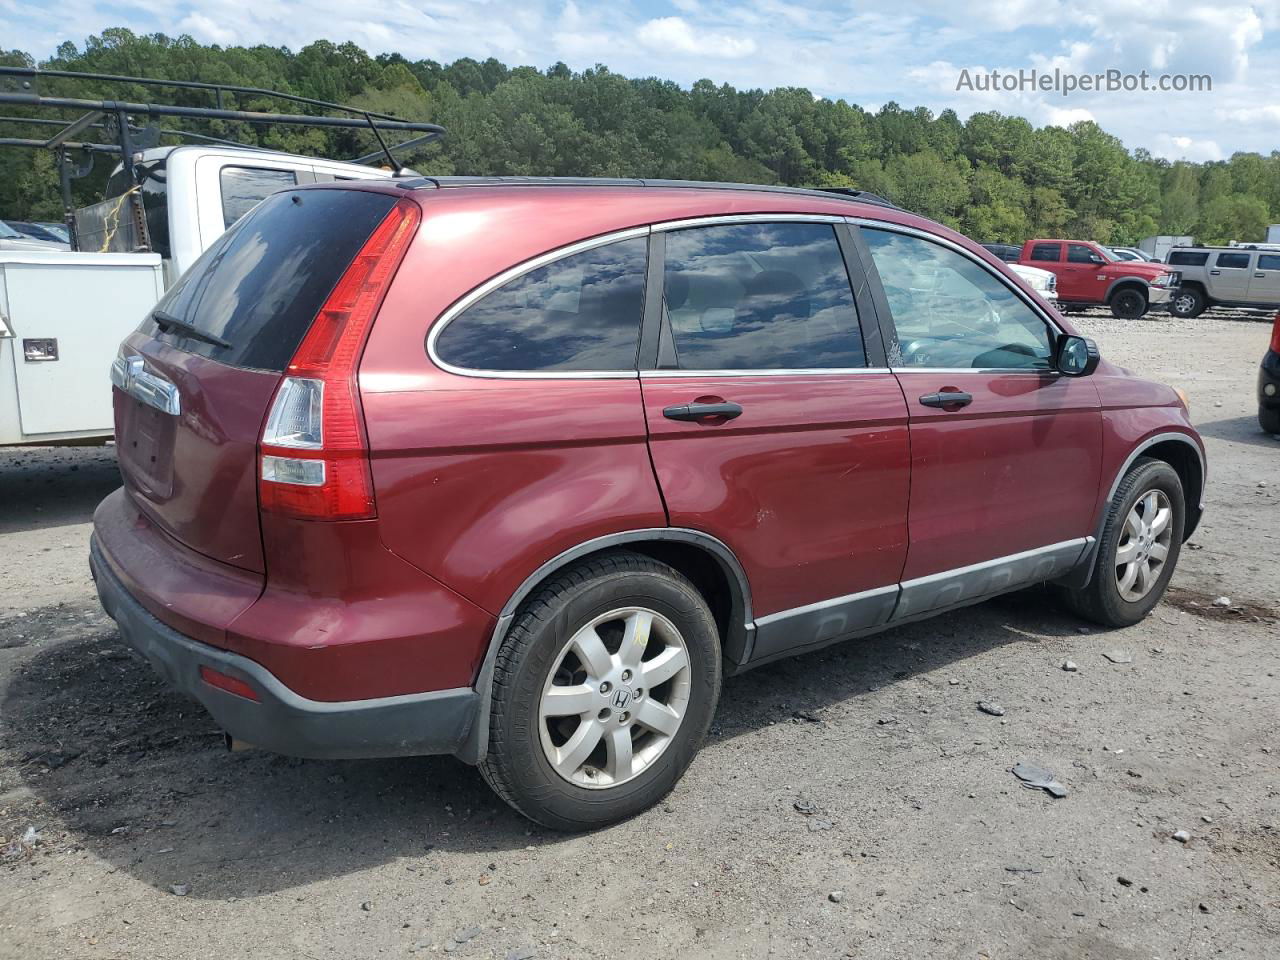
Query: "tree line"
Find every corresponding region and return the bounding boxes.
[2,29,1277,247]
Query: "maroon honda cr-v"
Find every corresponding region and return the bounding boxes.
[92,177,1206,829]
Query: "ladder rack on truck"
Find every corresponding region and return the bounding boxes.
[0,67,445,445]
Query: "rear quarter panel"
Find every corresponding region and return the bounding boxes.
[359,203,668,616]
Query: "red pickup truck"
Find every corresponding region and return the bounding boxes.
[1018,240,1179,318]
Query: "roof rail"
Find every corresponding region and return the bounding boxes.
[396,175,902,209]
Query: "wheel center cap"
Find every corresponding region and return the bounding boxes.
[611,687,632,709]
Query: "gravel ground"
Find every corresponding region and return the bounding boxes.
[1,308,1277,960]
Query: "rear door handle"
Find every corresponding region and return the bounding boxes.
[663,401,743,422]
[1255,272,1266,278]
[1209,269,1221,275]
[919,391,973,409]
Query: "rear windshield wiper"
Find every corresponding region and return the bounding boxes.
[152,309,231,349]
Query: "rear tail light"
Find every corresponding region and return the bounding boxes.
[1271,312,1280,355]
[259,199,420,520]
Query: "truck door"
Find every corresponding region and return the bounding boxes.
[1211,251,1253,302]
[1248,253,1280,306]
[1062,243,1108,302]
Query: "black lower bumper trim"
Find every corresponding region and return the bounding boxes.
[89,536,478,760]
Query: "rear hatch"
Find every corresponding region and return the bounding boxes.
[113,187,402,573]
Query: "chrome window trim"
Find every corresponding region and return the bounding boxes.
[652,212,845,232]
[889,367,1061,376]
[644,367,893,378]
[425,225,650,381]
[845,216,1067,372]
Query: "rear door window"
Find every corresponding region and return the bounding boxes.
[1029,243,1061,262]
[219,167,299,228]
[1258,254,1280,271]
[432,236,648,373]
[143,188,397,371]
[1216,252,1251,269]
[659,222,865,370]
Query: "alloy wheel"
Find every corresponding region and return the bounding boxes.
[538,607,692,789]
[1114,489,1173,602]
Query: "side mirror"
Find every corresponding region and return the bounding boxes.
[1055,334,1100,377]
[1090,254,1105,264]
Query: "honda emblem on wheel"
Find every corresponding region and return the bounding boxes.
[612,688,631,709]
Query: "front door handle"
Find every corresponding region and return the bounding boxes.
[663,401,743,422]
[1255,272,1266,278]
[919,391,973,409]
[1209,269,1221,275]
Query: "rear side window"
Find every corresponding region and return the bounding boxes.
[1216,252,1251,269]
[142,189,397,371]
[1168,251,1209,266]
[220,167,299,228]
[1258,254,1280,271]
[1029,243,1060,262]
[433,237,648,372]
[661,222,864,370]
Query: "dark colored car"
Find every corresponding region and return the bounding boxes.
[981,242,1020,262]
[3,220,66,243]
[92,178,1206,829]
[1260,312,1280,434]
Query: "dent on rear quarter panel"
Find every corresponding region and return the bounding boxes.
[362,377,667,616]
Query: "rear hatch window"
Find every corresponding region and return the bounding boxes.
[141,189,398,370]
[116,187,400,575]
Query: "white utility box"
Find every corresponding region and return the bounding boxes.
[0,251,165,445]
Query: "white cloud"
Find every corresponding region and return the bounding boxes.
[176,13,237,46]
[2,0,1276,159]
[1149,133,1223,161]
[1045,106,1095,127]
[1227,104,1280,125]
[636,16,756,59]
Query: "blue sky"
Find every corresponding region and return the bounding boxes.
[4,0,1278,161]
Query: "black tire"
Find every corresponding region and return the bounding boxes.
[1061,457,1185,627]
[478,550,721,831]
[1260,406,1280,435]
[1169,287,1206,318]
[1110,287,1149,319]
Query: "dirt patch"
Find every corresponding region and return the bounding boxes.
[1163,586,1279,623]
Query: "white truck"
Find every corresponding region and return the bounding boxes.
[0,65,442,446]
[0,146,393,445]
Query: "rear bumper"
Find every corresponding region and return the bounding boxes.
[91,536,479,759]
